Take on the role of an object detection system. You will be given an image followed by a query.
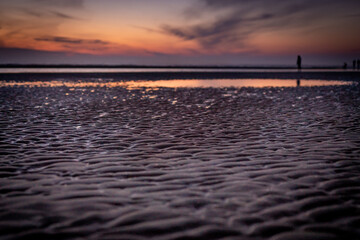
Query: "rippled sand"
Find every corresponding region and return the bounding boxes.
[1,81,360,240]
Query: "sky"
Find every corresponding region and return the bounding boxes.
[0,0,360,66]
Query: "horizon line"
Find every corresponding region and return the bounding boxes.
[0,64,344,69]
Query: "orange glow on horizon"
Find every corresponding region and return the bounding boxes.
[1,0,360,64]
[0,79,353,89]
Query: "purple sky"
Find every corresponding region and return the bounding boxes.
[1,0,360,66]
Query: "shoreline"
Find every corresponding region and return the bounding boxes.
[0,64,343,69]
[1,71,360,81]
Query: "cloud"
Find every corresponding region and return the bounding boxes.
[35,36,110,45]
[162,10,275,51]
[0,0,86,51]
[21,9,80,20]
[162,0,360,53]
[200,0,310,12]
[163,12,273,40]
[32,36,148,55]
[50,10,80,20]
[31,0,84,9]
[131,25,163,34]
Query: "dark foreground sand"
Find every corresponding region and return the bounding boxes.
[0,74,360,240]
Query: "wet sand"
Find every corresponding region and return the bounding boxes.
[1,70,360,81]
[0,73,360,240]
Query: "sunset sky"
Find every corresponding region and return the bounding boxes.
[1,0,360,66]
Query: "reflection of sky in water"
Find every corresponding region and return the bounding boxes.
[0,68,356,73]
[0,79,353,89]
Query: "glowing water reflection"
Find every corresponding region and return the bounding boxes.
[0,79,353,89]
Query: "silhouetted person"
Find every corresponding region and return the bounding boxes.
[357,59,360,70]
[296,79,300,87]
[353,60,356,70]
[343,62,347,70]
[297,55,302,71]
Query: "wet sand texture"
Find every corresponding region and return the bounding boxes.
[0,80,360,239]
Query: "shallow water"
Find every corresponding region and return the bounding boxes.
[0,67,355,73]
[0,79,354,89]
[0,81,360,240]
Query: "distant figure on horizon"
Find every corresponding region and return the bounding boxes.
[353,60,356,70]
[296,79,300,87]
[357,59,360,70]
[297,55,302,71]
[343,62,347,70]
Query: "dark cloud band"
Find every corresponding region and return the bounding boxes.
[35,36,109,45]
[162,0,360,51]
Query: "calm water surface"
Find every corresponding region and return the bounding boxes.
[0,79,354,89]
[0,67,355,73]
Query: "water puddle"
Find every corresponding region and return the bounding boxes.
[124,79,353,88]
[0,79,353,89]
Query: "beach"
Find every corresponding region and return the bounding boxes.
[0,71,360,240]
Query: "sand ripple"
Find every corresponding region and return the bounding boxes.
[0,82,360,239]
